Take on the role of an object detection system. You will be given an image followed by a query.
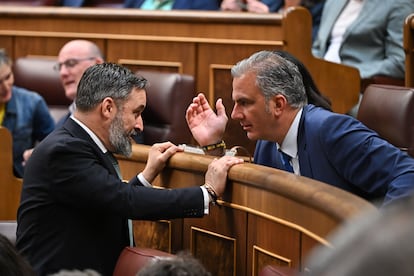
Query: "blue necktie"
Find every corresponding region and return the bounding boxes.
[280,151,294,173]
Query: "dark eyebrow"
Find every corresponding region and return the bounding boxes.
[134,105,146,113]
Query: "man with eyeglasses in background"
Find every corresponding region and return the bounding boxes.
[53,39,144,144]
[54,39,104,128]
[21,40,105,167]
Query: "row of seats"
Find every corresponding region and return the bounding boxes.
[12,56,195,146]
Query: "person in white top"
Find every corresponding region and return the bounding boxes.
[312,0,414,115]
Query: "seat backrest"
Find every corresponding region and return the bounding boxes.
[0,127,22,220]
[137,70,195,145]
[113,246,174,276]
[12,56,71,123]
[357,84,414,157]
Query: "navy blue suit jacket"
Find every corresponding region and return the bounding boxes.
[16,118,204,275]
[123,0,220,9]
[254,105,414,205]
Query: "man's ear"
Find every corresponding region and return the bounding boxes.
[271,94,288,116]
[101,97,116,119]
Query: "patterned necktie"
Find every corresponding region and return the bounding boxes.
[280,150,294,173]
[106,151,134,247]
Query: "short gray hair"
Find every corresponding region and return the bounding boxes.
[231,50,307,108]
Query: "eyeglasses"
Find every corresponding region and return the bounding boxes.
[53,57,96,72]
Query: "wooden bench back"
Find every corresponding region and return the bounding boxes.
[0,127,22,220]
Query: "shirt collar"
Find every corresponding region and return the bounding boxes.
[68,101,76,114]
[278,108,302,158]
[70,115,107,154]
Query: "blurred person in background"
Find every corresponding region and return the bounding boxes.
[312,0,414,115]
[221,0,325,40]
[0,48,54,177]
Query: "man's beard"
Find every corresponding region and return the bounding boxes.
[109,113,136,157]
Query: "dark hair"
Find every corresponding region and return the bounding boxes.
[137,251,211,276]
[75,63,147,112]
[274,51,332,111]
[0,234,35,276]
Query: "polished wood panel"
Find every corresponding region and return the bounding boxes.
[0,122,374,274]
[117,144,375,275]
[0,6,360,154]
[0,127,22,220]
[404,13,414,87]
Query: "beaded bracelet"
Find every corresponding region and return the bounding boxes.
[203,182,218,205]
[201,140,226,152]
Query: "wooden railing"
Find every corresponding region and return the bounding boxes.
[0,6,360,153]
[405,13,414,87]
[0,127,22,220]
[118,145,375,276]
[0,125,375,275]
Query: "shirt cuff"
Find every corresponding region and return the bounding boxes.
[200,186,210,215]
[137,173,152,187]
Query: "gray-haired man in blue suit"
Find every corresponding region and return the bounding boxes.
[186,50,414,207]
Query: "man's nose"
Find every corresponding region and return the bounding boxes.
[135,116,144,131]
[230,106,240,120]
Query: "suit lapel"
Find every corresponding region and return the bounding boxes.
[297,106,313,177]
[319,0,349,47]
[343,0,374,42]
[63,118,119,178]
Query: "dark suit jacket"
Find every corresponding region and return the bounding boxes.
[254,105,414,205]
[16,118,204,276]
[123,0,220,10]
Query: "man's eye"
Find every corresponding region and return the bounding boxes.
[0,72,12,82]
[65,59,78,67]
